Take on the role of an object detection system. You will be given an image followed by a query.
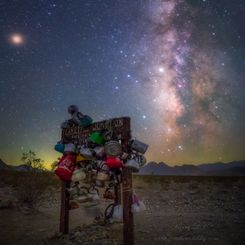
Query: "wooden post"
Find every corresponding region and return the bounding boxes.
[121,118,134,245]
[122,168,134,245]
[59,181,70,234]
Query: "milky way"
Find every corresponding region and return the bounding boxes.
[135,0,245,163]
[0,0,244,166]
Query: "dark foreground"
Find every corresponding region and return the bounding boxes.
[0,174,244,244]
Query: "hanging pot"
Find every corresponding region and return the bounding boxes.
[54,142,65,153]
[60,120,71,129]
[130,139,148,154]
[54,153,76,182]
[64,143,76,153]
[68,105,79,115]
[104,141,122,157]
[124,159,139,172]
[71,168,86,183]
[105,156,123,169]
[80,146,95,160]
[93,146,105,159]
[76,154,87,162]
[79,115,93,128]
[72,111,84,125]
[135,154,147,167]
[89,132,105,145]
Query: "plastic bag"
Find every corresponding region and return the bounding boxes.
[131,194,146,213]
[112,204,123,221]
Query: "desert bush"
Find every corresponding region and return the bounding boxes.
[15,171,60,209]
[15,171,59,209]
[0,170,60,209]
[21,150,45,170]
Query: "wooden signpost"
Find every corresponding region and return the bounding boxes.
[59,117,134,245]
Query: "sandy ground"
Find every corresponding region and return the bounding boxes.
[0,176,245,245]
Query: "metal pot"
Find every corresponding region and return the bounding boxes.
[89,132,105,145]
[60,120,71,129]
[68,105,79,115]
[80,146,95,160]
[64,143,76,153]
[134,154,147,167]
[76,154,87,162]
[105,156,123,169]
[93,146,105,159]
[54,153,77,182]
[71,111,84,125]
[79,115,93,128]
[71,168,86,182]
[130,139,148,154]
[104,141,122,156]
[124,159,139,172]
[54,142,65,153]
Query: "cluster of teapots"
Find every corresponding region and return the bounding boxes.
[54,105,148,184]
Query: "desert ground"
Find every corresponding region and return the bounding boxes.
[0,172,245,245]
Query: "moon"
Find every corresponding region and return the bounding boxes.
[10,33,24,45]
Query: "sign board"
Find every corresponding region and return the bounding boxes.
[59,116,134,245]
[62,117,131,148]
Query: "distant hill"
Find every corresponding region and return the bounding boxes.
[0,158,40,172]
[139,161,245,176]
[0,159,10,170]
[1,158,245,176]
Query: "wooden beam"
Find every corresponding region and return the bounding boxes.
[59,181,70,234]
[122,168,134,245]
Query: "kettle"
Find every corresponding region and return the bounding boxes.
[89,132,105,145]
[54,153,77,182]
[129,139,148,154]
[71,168,86,183]
[54,142,65,154]
[105,156,123,169]
[124,159,139,172]
[104,140,122,157]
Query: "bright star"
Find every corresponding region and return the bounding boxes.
[10,33,24,45]
[159,67,165,73]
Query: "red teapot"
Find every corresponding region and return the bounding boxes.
[105,156,123,169]
[54,153,77,182]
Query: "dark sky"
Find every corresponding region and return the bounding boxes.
[0,0,244,167]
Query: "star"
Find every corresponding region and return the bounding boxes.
[9,33,24,45]
[158,67,165,73]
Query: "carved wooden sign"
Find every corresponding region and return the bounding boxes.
[61,117,131,146]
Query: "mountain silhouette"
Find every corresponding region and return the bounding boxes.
[139,161,245,176]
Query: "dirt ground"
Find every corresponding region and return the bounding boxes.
[0,176,245,245]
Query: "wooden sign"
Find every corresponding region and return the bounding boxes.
[59,116,134,245]
[61,117,131,148]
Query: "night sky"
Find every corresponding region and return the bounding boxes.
[0,0,244,167]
